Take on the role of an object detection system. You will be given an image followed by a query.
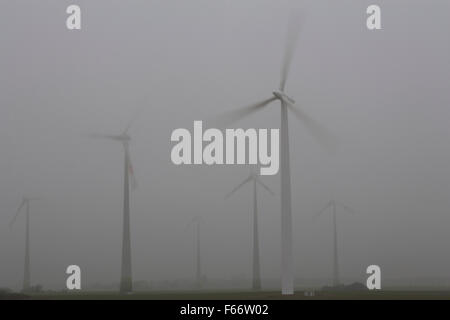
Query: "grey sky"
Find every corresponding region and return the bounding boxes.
[1,0,450,290]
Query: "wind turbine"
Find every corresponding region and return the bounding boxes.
[215,13,335,294]
[314,200,355,287]
[10,197,39,292]
[187,216,203,289]
[225,170,274,290]
[89,120,138,294]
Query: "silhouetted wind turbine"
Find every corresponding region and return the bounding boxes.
[89,120,138,294]
[225,170,274,290]
[314,200,355,287]
[10,197,39,292]
[215,13,336,294]
[187,216,203,288]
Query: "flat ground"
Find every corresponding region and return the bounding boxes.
[26,290,450,300]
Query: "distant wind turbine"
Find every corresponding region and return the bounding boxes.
[314,200,355,287]
[187,216,203,289]
[10,197,39,292]
[225,170,274,290]
[89,119,138,294]
[215,13,336,294]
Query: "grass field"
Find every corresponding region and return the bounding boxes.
[23,289,450,300]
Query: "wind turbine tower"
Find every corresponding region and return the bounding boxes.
[10,197,39,292]
[89,122,138,293]
[215,13,335,294]
[314,200,355,287]
[188,216,203,289]
[225,170,274,290]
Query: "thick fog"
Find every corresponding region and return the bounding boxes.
[1,0,450,290]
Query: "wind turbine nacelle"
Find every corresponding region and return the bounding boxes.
[273,91,295,105]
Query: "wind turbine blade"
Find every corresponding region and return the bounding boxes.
[342,205,355,215]
[225,176,252,199]
[10,199,26,228]
[123,107,145,134]
[313,201,332,220]
[288,104,337,151]
[213,97,277,127]
[87,133,119,140]
[279,12,303,91]
[336,201,356,215]
[255,177,275,196]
